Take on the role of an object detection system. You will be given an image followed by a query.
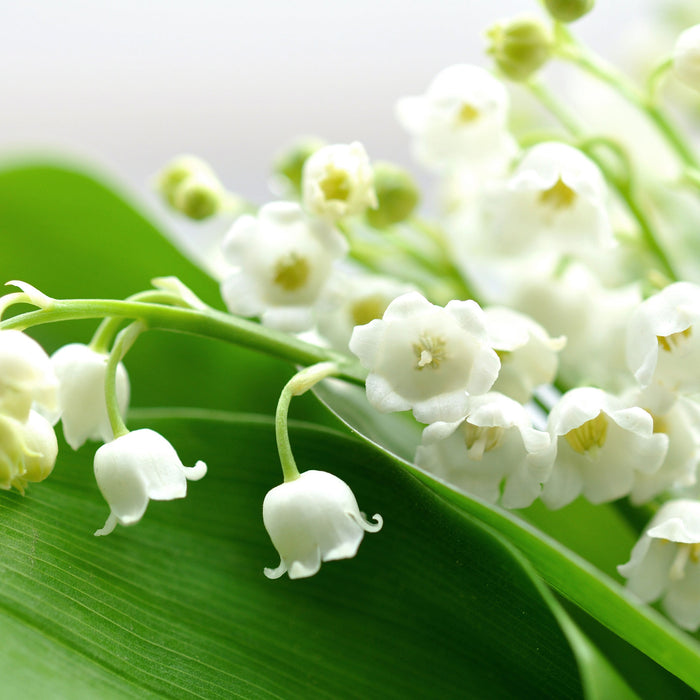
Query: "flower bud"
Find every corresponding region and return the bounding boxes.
[155,155,214,206]
[16,411,58,490]
[172,172,224,220]
[273,137,326,195]
[673,24,700,92]
[543,0,594,23]
[486,17,552,82]
[364,161,420,229]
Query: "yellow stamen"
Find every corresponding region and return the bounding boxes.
[350,295,387,327]
[539,177,577,210]
[462,422,505,460]
[273,252,310,291]
[456,103,480,124]
[657,326,692,352]
[319,167,351,202]
[564,412,608,455]
[412,334,447,370]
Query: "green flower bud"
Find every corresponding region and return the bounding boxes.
[544,0,594,23]
[365,162,420,229]
[154,155,216,208]
[172,172,223,221]
[486,17,552,82]
[273,137,327,195]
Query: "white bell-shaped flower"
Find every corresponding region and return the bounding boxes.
[0,410,57,492]
[349,291,500,424]
[263,469,383,579]
[415,392,555,509]
[396,64,517,173]
[627,282,700,396]
[93,428,207,536]
[541,387,668,509]
[51,343,130,450]
[0,329,58,421]
[619,499,700,631]
[302,142,377,221]
[482,142,612,256]
[626,389,700,505]
[315,268,415,351]
[483,306,565,403]
[673,24,700,92]
[220,201,349,332]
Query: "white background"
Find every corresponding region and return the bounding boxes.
[0,0,691,217]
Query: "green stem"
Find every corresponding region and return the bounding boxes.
[555,28,699,169]
[0,298,366,387]
[105,321,145,438]
[89,290,202,353]
[526,79,679,281]
[275,362,340,482]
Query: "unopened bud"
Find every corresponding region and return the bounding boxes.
[544,0,594,23]
[486,17,552,82]
[172,172,223,220]
[365,162,420,229]
[273,137,327,194]
[155,155,215,207]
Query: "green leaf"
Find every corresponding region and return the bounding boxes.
[0,413,598,699]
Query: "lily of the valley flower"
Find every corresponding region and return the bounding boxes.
[0,410,58,493]
[395,64,517,173]
[483,306,565,403]
[51,343,130,450]
[0,329,58,421]
[627,281,700,395]
[349,291,500,424]
[93,428,207,536]
[263,469,382,579]
[415,392,555,509]
[619,499,700,631]
[482,142,612,256]
[541,387,668,509]
[673,24,700,93]
[220,201,349,332]
[302,142,377,221]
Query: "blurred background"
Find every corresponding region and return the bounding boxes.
[1,0,697,241]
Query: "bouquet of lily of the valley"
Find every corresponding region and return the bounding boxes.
[4,1,700,697]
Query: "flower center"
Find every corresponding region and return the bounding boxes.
[412,334,447,370]
[539,177,577,210]
[564,412,608,455]
[462,422,505,460]
[657,326,692,353]
[350,295,388,327]
[319,167,352,202]
[668,542,700,581]
[456,102,480,125]
[273,252,311,291]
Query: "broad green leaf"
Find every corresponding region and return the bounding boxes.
[0,414,595,699]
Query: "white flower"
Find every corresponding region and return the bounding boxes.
[483,306,565,403]
[93,428,207,536]
[508,257,642,393]
[315,268,415,351]
[396,64,517,173]
[541,388,668,509]
[263,469,382,579]
[673,24,700,92]
[349,291,500,424]
[618,499,700,631]
[0,410,58,493]
[627,282,700,395]
[482,142,613,256]
[220,201,349,332]
[626,390,700,505]
[415,392,555,509]
[302,142,377,220]
[0,329,58,421]
[51,343,130,450]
